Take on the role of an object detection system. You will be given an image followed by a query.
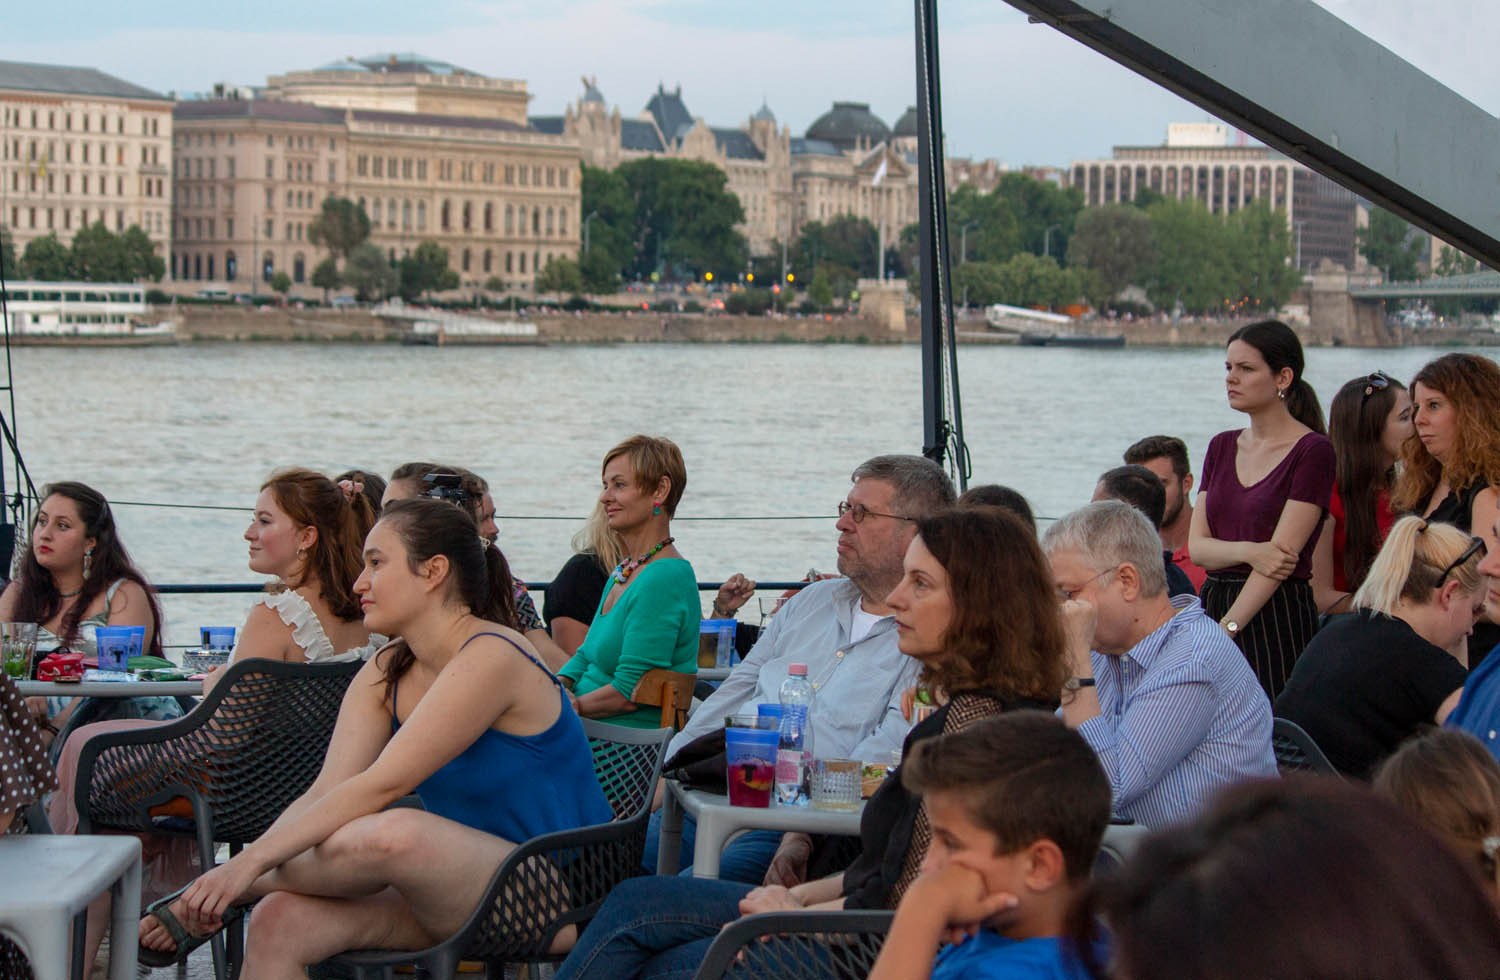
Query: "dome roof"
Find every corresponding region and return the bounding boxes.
[892,106,918,138]
[752,100,775,123]
[805,101,889,151]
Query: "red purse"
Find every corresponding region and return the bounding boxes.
[36,651,85,682]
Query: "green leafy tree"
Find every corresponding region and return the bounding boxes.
[605,158,748,282]
[118,226,165,281]
[535,256,584,295]
[69,223,129,282]
[1431,246,1497,317]
[311,257,342,303]
[579,166,635,283]
[991,173,1084,261]
[953,261,1005,306]
[1144,198,1232,314]
[483,275,506,292]
[807,270,835,309]
[793,216,879,283]
[397,241,458,301]
[997,253,1079,308]
[579,249,619,293]
[269,271,292,297]
[947,184,1020,265]
[21,234,71,280]
[308,197,372,263]
[0,227,17,278]
[1225,201,1301,313]
[1067,205,1154,308]
[346,243,398,302]
[1357,207,1425,282]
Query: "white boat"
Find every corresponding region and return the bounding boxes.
[0,281,178,345]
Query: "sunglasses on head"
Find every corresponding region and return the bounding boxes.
[1361,371,1392,402]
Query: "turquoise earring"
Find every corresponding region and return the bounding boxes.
[653,504,662,515]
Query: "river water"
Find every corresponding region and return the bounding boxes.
[8,340,1489,647]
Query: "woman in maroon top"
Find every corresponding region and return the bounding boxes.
[1189,320,1334,699]
[1310,372,1412,617]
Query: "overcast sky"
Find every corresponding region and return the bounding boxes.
[5,0,1495,166]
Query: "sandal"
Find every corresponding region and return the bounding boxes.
[137,883,246,968]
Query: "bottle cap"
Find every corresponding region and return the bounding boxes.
[789,663,808,676]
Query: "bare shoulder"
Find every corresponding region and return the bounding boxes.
[235,600,296,660]
[108,579,150,612]
[0,581,19,619]
[451,623,550,680]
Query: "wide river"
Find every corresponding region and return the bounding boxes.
[7,339,1491,647]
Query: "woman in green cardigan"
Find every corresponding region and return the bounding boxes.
[559,435,700,728]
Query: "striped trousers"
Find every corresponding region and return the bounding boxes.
[1201,573,1319,702]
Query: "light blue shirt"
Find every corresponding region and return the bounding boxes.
[668,577,918,762]
[1073,595,1277,827]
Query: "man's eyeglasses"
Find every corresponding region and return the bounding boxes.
[1437,536,1487,586]
[1057,567,1116,602]
[837,501,913,525]
[1361,371,1392,402]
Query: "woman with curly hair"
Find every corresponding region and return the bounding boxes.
[551,506,1071,980]
[1393,353,1500,665]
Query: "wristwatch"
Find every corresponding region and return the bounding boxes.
[1222,619,1241,638]
[1064,676,1096,692]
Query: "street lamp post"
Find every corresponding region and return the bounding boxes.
[1042,223,1062,259]
[582,210,599,256]
[1294,220,1306,271]
[959,220,979,264]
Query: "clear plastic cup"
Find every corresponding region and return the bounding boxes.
[0,622,37,679]
[810,758,863,811]
[725,723,779,808]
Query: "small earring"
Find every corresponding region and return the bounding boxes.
[1277,388,1286,400]
[82,548,93,580]
[653,504,662,516]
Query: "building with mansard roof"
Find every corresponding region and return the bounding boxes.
[0,59,173,262]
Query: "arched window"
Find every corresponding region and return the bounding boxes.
[293,252,306,283]
[226,250,237,281]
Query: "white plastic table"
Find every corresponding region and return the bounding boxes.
[17,680,203,698]
[659,782,864,878]
[0,835,142,980]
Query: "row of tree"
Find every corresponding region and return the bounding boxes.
[7,225,165,283]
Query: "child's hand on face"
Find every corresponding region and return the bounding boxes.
[908,862,1020,943]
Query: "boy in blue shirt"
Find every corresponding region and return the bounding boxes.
[870,712,1111,980]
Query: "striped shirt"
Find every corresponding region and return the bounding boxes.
[1075,595,1277,827]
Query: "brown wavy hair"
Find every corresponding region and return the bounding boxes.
[1329,372,1406,590]
[912,507,1070,703]
[262,468,375,622]
[1393,354,1500,514]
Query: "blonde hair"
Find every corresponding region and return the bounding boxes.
[571,501,626,571]
[1375,730,1500,895]
[601,434,688,517]
[1351,515,1486,616]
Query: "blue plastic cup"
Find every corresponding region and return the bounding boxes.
[200,626,236,652]
[94,625,141,672]
[725,725,779,807]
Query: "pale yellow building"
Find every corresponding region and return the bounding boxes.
[0,60,173,264]
[172,54,579,292]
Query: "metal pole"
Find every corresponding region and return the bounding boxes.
[1043,223,1061,258]
[582,210,599,255]
[960,221,978,264]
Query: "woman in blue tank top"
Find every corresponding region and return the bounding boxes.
[138,498,612,972]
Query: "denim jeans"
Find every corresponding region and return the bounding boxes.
[554,875,753,980]
[644,808,785,883]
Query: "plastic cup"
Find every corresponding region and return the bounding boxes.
[810,758,863,812]
[0,623,37,679]
[725,725,779,808]
[200,626,236,652]
[94,625,142,672]
[699,618,737,669]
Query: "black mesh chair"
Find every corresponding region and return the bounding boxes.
[324,718,672,979]
[1271,717,1341,776]
[690,910,894,980]
[74,657,362,980]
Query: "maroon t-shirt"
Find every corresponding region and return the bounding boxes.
[1199,429,1335,580]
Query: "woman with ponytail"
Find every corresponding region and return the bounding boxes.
[137,499,611,971]
[1275,516,1482,777]
[1392,353,1500,666]
[1189,320,1334,700]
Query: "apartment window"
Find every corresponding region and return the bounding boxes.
[328,161,336,183]
[357,155,368,177]
[267,135,273,148]
[209,159,216,178]
[417,160,427,179]
[227,218,234,238]
[286,161,292,180]
[462,248,470,272]
[227,158,235,178]
[402,200,411,230]
[546,207,554,236]
[558,207,567,236]
[387,198,396,229]
[388,157,397,178]
[462,201,471,231]
[518,166,528,186]
[546,167,555,187]
[285,222,292,241]
[417,201,426,230]
[532,167,541,186]
[373,200,382,224]
[506,252,512,273]
[373,157,383,178]
[440,200,450,231]
[265,219,273,239]
[402,158,412,179]
[266,158,274,178]
[484,202,493,232]
[287,190,294,208]
[80,113,86,131]
[265,188,273,209]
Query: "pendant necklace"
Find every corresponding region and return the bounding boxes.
[613,537,674,585]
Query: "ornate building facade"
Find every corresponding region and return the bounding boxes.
[0,60,173,261]
[172,54,580,291]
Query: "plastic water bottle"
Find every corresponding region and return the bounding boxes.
[776,663,814,805]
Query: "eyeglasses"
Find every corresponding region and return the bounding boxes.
[1057,567,1116,602]
[1361,371,1392,402]
[1437,536,1487,585]
[837,501,913,524]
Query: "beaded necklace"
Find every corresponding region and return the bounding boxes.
[613,536,674,585]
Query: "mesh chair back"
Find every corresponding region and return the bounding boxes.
[692,911,894,980]
[76,658,362,842]
[1271,717,1341,776]
[463,721,670,961]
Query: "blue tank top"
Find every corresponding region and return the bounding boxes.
[392,631,613,842]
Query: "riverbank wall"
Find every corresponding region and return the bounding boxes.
[159,306,1494,348]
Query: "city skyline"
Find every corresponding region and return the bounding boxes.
[5,0,1494,168]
